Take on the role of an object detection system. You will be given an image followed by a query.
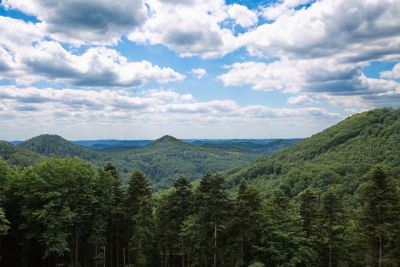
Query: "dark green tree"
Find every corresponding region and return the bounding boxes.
[320,191,345,267]
[155,176,192,266]
[230,179,262,266]
[359,167,400,267]
[190,173,231,267]
[126,170,155,266]
[259,190,317,267]
[299,189,319,239]
[16,157,98,266]
[104,162,129,267]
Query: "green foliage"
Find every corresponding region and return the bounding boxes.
[19,134,100,160]
[1,108,400,267]
[15,157,98,261]
[0,141,43,167]
[227,108,400,203]
[359,167,400,266]
[3,134,297,190]
[0,207,9,234]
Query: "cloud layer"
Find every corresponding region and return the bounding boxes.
[0,86,340,139]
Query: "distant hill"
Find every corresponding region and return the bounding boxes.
[19,134,100,161]
[0,141,43,167]
[99,135,297,189]
[225,108,400,206]
[74,139,152,149]
[0,134,298,190]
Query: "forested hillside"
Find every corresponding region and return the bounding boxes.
[1,135,297,189]
[0,108,399,267]
[226,108,400,200]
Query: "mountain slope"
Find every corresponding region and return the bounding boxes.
[225,108,400,205]
[100,135,271,189]
[0,141,43,167]
[19,134,100,160]
[4,134,297,189]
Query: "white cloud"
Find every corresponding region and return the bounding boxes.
[220,59,400,107]
[191,68,207,79]
[227,4,258,27]
[0,41,184,87]
[2,0,147,45]
[243,0,400,62]
[128,0,249,58]
[380,63,400,79]
[287,95,314,105]
[262,0,313,21]
[0,86,340,139]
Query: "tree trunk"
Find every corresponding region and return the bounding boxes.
[123,247,126,267]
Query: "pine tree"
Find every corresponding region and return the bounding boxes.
[231,179,262,266]
[320,191,345,267]
[359,167,400,267]
[299,189,319,239]
[259,190,317,267]
[131,195,155,267]
[127,170,151,217]
[104,162,128,267]
[155,177,193,267]
[126,170,155,266]
[191,173,231,267]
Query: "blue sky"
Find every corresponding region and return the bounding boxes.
[0,0,399,140]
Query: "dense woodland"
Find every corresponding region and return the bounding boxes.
[0,108,400,267]
[0,135,297,190]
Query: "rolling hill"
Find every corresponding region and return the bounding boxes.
[225,108,400,206]
[1,134,298,189]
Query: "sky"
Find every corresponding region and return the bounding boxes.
[0,0,399,140]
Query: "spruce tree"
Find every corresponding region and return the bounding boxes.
[231,179,262,266]
[359,167,400,267]
[104,162,128,267]
[192,173,231,267]
[126,170,155,266]
[320,191,345,267]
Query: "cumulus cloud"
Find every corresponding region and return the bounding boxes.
[227,4,258,27]
[262,0,313,21]
[0,16,43,50]
[0,41,184,87]
[219,0,400,108]
[128,0,252,58]
[220,60,400,107]
[191,68,207,79]
[380,63,400,79]
[243,0,400,61]
[2,0,147,45]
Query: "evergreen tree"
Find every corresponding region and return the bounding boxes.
[127,170,151,217]
[359,167,400,267]
[104,162,129,267]
[190,173,231,267]
[230,179,262,266]
[126,170,155,266]
[299,189,319,239]
[259,190,317,267]
[155,176,192,266]
[320,191,345,267]
[89,168,113,267]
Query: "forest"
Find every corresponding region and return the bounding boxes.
[0,108,399,267]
